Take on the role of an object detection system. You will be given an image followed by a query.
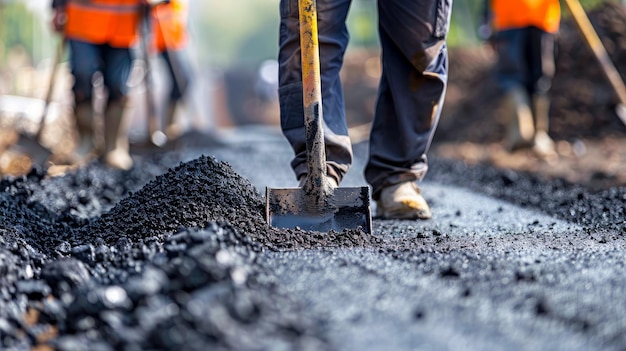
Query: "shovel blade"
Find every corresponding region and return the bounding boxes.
[266,186,372,234]
[12,133,52,167]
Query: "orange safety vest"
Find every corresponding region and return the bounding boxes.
[151,0,188,53]
[491,0,561,33]
[64,0,142,48]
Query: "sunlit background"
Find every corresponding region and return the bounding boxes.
[0,0,617,176]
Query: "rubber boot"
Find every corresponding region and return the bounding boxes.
[531,95,557,159]
[164,101,181,142]
[503,87,535,152]
[72,102,96,163]
[103,98,133,170]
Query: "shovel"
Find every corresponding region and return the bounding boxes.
[265,0,372,234]
[564,0,626,126]
[11,38,65,167]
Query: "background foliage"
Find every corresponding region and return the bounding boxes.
[0,0,619,70]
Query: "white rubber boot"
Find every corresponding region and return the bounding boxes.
[164,101,182,142]
[503,86,535,152]
[103,98,133,170]
[531,95,557,159]
[71,102,96,164]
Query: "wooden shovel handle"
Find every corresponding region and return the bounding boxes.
[299,0,329,193]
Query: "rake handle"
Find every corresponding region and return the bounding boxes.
[563,0,626,106]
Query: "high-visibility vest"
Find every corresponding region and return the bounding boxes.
[64,0,142,48]
[491,0,561,33]
[151,0,188,53]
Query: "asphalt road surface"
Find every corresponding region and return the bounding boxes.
[0,126,624,351]
[184,127,626,351]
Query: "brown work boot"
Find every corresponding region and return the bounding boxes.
[376,181,432,220]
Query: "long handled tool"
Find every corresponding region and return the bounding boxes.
[138,7,166,147]
[151,1,203,146]
[266,0,372,234]
[11,38,65,167]
[563,0,626,126]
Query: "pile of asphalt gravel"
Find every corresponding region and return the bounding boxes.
[0,154,385,351]
[77,155,378,251]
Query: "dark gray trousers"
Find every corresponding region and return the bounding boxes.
[278,0,451,199]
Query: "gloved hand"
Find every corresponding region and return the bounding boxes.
[51,8,67,32]
[477,23,497,52]
[477,24,492,42]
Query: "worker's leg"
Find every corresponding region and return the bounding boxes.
[528,27,557,157]
[278,0,353,184]
[502,84,535,151]
[495,28,535,151]
[365,0,450,202]
[68,39,101,160]
[101,44,133,170]
[161,49,192,141]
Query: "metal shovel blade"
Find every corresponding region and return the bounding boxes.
[12,133,53,167]
[266,186,372,234]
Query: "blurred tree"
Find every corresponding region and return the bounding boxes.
[189,0,280,69]
[340,0,618,48]
[0,1,37,65]
[347,0,378,48]
[0,0,58,68]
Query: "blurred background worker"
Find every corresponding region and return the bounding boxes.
[150,0,192,144]
[51,0,146,170]
[483,0,561,157]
